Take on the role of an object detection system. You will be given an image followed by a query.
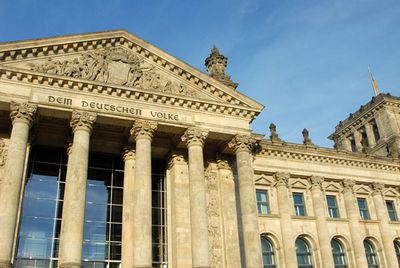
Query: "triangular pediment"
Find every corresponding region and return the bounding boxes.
[290,178,308,189]
[0,30,264,121]
[354,185,372,195]
[383,187,399,197]
[255,174,274,186]
[323,182,341,192]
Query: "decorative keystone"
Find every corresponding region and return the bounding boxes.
[70,110,97,134]
[181,127,209,147]
[130,119,157,141]
[10,101,37,126]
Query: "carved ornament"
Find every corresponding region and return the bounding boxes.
[0,139,8,166]
[181,127,209,147]
[10,101,37,126]
[122,144,136,161]
[228,134,256,153]
[309,176,324,190]
[70,110,97,133]
[130,119,157,141]
[216,158,231,170]
[371,182,384,196]
[28,47,197,98]
[273,172,290,187]
[342,179,356,193]
[167,151,187,169]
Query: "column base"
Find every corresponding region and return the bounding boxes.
[59,262,82,268]
[0,260,12,268]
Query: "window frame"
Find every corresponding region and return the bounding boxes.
[331,238,347,268]
[385,200,398,222]
[357,197,370,220]
[293,192,307,217]
[326,195,340,218]
[261,236,276,268]
[256,189,270,215]
[364,239,379,268]
[295,237,313,268]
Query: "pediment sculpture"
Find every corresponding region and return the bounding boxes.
[28,47,197,98]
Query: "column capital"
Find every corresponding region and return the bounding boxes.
[228,134,256,153]
[181,127,209,147]
[342,179,356,193]
[70,110,96,134]
[66,139,73,155]
[371,182,385,196]
[122,144,136,161]
[167,151,187,169]
[10,101,37,126]
[130,119,157,141]
[217,158,231,170]
[273,172,290,187]
[309,176,324,190]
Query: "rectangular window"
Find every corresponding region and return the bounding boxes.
[386,200,398,221]
[326,195,340,218]
[357,198,370,220]
[256,190,269,214]
[350,136,357,152]
[293,193,306,216]
[371,119,380,141]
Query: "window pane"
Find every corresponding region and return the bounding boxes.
[256,190,269,214]
[386,201,398,221]
[357,198,370,220]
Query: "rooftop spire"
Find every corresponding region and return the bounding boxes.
[205,46,238,89]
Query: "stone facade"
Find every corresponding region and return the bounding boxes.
[0,30,400,268]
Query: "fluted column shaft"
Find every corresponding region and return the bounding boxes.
[371,183,398,267]
[182,127,210,268]
[342,179,368,267]
[131,120,157,268]
[0,102,37,268]
[121,146,136,268]
[228,135,262,268]
[309,176,335,267]
[273,172,297,268]
[58,111,96,268]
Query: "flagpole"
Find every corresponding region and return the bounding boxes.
[368,66,380,96]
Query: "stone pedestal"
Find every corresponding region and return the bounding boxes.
[121,146,136,268]
[228,135,263,268]
[342,179,368,268]
[58,111,96,268]
[131,120,157,268]
[309,176,335,267]
[182,127,210,268]
[273,172,297,268]
[0,102,36,268]
[371,182,399,267]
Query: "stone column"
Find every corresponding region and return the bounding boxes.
[131,120,157,268]
[181,127,210,268]
[168,152,192,267]
[309,176,335,267]
[217,158,241,267]
[342,179,368,267]
[121,145,135,268]
[371,182,399,267]
[364,123,376,147]
[338,135,352,151]
[353,131,363,152]
[228,135,263,268]
[273,172,297,268]
[58,111,96,268]
[0,102,37,268]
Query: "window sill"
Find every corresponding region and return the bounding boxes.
[291,215,316,220]
[327,217,349,222]
[359,219,380,224]
[258,213,280,219]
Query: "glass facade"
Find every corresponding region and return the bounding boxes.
[15,146,167,268]
[256,190,269,214]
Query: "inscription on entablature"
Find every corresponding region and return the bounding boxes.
[31,93,190,123]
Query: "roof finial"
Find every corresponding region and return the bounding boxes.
[205,46,238,89]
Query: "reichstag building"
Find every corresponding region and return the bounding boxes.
[0,30,399,268]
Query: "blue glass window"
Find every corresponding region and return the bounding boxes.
[332,239,347,268]
[364,240,379,268]
[296,238,313,268]
[261,237,276,268]
[293,193,307,216]
[357,198,370,220]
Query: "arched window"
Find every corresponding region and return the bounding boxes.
[394,239,400,265]
[261,236,276,268]
[296,237,313,268]
[331,239,347,268]
[364,240,379,268]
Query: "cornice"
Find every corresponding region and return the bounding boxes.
[258,141,400,172]
[0,30,264,120]
[0,66,259,120]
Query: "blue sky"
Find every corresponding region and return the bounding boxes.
[1,0,399,147]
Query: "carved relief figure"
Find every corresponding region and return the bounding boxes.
[29,47,197,98]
